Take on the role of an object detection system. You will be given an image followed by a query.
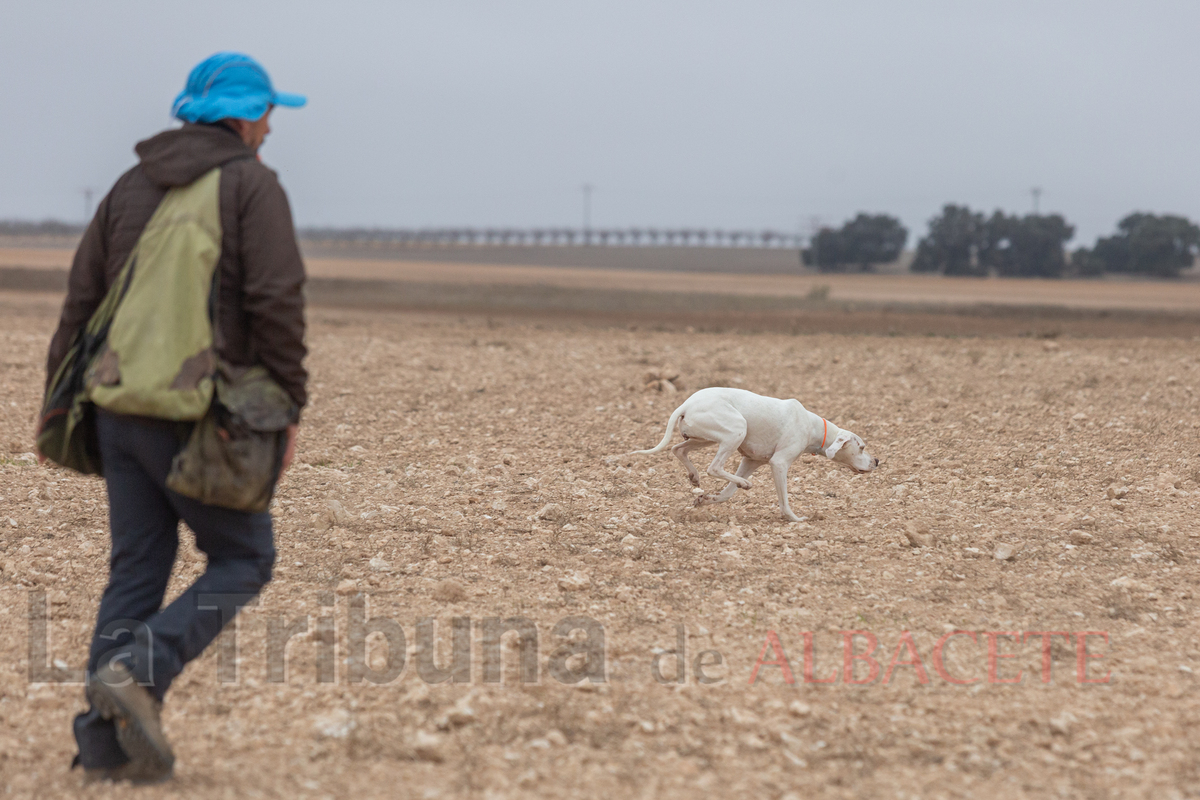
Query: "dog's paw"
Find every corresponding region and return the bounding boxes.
[735,479,752,490]
[688,474,701,487]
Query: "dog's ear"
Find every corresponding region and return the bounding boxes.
[823,431,853,459]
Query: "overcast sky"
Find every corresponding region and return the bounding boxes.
[2,1,1198,244]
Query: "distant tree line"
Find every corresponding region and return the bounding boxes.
[803,205,1199,278]
[801,214,908,272]
[907,204,1199,279]
[1071,213,1200,278]
[909,205,1074,278]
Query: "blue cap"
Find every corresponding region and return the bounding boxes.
[172,52,306,123]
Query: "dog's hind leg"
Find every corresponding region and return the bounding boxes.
[698,457,764,505]
[672,438,709,487]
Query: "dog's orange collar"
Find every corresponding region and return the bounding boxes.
[820,417,827,450]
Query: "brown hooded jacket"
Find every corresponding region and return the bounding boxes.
[45,122,308,410]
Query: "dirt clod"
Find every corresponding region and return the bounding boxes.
[324,499,351,529]
[432,579,467,603]
[903,521,934,548]
[557,570,591,591]
[535,503,568,523]
[412,731,446,763]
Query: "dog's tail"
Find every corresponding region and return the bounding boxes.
[628,404,686,455]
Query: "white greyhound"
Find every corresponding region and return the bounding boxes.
[631,387,878,522]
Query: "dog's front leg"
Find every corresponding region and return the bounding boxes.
[706,439,752,489]
[769,453,803,522]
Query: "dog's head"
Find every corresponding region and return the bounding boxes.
[824,430,879,473]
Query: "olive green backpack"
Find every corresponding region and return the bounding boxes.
[38,166,295,511]
[85,167,224,417]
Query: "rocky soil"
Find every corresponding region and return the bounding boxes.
[2,296,1199,798]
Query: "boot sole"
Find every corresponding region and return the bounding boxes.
[84,764,174,786]
[88,665,175,777]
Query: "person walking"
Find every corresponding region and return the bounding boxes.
[41,52,309,784]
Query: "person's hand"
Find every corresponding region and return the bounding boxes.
[280,424,299,476]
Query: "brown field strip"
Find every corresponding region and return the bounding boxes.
[6,247,1200,311]
[5,248,1200,339]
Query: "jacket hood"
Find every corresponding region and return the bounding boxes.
[135,123,255,187]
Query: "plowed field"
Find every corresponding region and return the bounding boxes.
[2,290,1199,798]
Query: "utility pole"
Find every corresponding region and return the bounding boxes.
[1031,187,1042,215]
[582,183,593,244]
[83,188,95,223]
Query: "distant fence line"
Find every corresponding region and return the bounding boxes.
[0,220,806,249]
[298,227,806,249]
[0,221,84,237]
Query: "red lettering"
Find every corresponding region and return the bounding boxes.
[1023,631,1070,684]
[986,631,1023,684]
[1075,632,1111,684]
[748,631,795,685]
[842,631,880,685]
[803,631,837,683]
[932,630,979,685]
[883,631,929,684]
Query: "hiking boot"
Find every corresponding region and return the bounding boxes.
[86,662,175,780]
[81,760,174,785]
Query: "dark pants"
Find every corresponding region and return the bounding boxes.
[74,410,275,769]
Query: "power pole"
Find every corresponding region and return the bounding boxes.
[582,183,593,244]
[1031,187,1042,215]
[83,188,95,223]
